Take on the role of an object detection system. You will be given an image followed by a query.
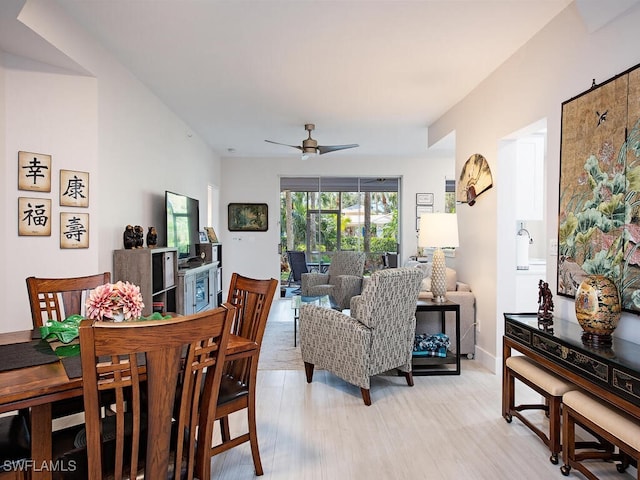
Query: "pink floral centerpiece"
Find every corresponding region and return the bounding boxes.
[86,281,144,321]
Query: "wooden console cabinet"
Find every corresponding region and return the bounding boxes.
[113,247,178,316]
[503,313,640,421]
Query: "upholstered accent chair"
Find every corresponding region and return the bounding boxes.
[301,251,366,310]
[300,267,423,405]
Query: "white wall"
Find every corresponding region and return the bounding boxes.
[428,2,640,371]
[1,1,221,332]
[219,151,454,292]
[0,52,8,332]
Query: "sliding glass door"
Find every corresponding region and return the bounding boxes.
[280,176,400,275]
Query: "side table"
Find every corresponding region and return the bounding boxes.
[290,295,337,346]
[413,299,461,375]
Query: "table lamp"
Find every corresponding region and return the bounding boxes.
[418,213,459,302]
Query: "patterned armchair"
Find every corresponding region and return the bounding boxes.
[301,251,366,310]
[300,267,424,405]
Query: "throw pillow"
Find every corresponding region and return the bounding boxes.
[445,267,457,291]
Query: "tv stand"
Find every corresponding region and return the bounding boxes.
[176,261,219,314]
[182,256,204,268]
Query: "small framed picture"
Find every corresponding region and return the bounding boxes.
[416,205,434,217]
[199,231,209,243]
[205,226,219,243]
[60,170,89,207]
[18,197,52,236]
[60,212,89,249]
[18,151,52,192]
[416,193,434,206]
[228,203,268,232]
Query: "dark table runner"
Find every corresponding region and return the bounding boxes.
[60,355,83,379]
[0,339,58,372]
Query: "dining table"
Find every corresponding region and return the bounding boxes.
[0,328,258,480]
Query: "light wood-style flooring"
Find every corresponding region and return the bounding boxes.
[207,298,637,479]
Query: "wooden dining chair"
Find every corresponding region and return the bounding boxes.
[79,305,235,480]
[202,273,277,476]
[26,273,111,327]
[0,414,30,480]
[25,273,112,423]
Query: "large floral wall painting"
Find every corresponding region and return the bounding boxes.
[558,64,640,314]
[457,153,493,206]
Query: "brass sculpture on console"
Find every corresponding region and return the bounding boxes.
[537,279,554,332]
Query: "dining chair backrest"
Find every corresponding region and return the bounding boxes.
[201,273,277,477]
[224,273,278,382]
[26,273,111,327]
[79,305,235,480]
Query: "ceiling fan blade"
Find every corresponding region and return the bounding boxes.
[265,139,303,151]
[317,144,359,155]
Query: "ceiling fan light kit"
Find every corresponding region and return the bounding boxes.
[265,123,359,158]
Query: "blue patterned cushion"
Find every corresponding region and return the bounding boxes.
[413,333,450,357]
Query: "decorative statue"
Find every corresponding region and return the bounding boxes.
[123,225,136,249]
[146,226,158,248]
[133,225,144,248]
[537,279,554,331]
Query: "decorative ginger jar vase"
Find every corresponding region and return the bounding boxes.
[574,275,621,347]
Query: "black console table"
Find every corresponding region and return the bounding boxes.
[503,313,640,421]
[413,299,460,375]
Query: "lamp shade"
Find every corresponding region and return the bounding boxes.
[418,213,459,248]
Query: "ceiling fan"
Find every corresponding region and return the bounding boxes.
[265,123,359,159]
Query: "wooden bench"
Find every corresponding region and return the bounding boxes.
[505,355,577,464]
[561,390,640,479]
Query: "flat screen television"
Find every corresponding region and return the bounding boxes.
[165,191,200,263]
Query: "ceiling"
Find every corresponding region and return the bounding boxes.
[0,0,618,159]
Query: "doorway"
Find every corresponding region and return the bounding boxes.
[496,119,548,337]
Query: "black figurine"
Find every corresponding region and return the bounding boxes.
[123,225,136,249]
[537,279,554,332]
[134,225,144,248]
[146,226,158,248]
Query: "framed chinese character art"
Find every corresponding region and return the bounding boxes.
[18,151,51,192]
[60,170,89,207]
[60,212,89,248]
[18,197,51,236]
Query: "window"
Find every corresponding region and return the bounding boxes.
[445,179,456,213]
[280,177,401,274]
